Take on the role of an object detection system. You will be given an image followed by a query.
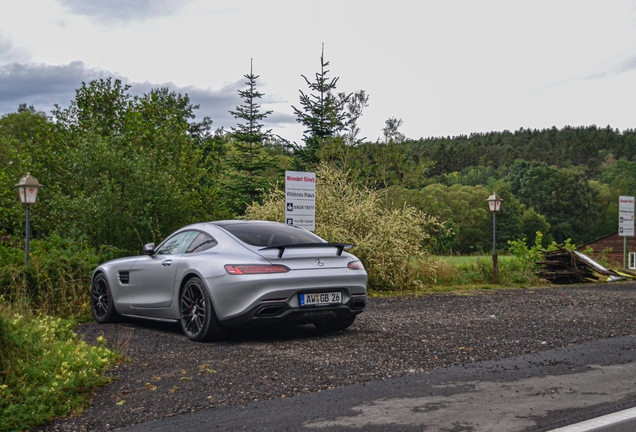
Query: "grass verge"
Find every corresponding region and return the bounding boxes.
[366,255,544,298]
[416,254,540,287]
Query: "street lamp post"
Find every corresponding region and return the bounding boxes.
[16,174,41,264]
[486,193,503,283]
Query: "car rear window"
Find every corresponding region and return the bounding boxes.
[217,222,323,247]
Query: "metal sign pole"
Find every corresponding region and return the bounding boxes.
[492,212,498,283]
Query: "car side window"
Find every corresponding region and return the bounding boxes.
[156,231,200,255]
[187,232,217,253]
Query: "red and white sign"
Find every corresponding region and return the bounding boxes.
[619,196,634,237]
[285,171,315,231]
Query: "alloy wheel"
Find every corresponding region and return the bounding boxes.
[92,277,110,321]
[181,281,207,338]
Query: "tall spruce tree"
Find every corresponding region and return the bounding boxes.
[226,60,275,212]
[292,44,350,167]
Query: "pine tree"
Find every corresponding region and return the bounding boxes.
[292,44,351,167]
[226,60,276,211]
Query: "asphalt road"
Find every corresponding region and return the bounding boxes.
[121,334,636,432]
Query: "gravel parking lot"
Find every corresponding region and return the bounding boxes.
[40,283,636,431]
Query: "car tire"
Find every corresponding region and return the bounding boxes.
[314,315,356,333]
[180,277,227,342]
[91,273,120,324]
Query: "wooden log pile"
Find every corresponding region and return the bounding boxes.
[536,248,607,284]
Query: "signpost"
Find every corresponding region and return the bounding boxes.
[618,196,634,269]
[285,171,316,231]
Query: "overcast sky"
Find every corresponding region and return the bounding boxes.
[1,0,636,144]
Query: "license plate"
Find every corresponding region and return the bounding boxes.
[299,292,341,306]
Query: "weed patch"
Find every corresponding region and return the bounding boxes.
[0,312,118,432]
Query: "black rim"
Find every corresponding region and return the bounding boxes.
[92,278,109,320]
[181,281,206,337]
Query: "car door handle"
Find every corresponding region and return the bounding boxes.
[162,260,172,267]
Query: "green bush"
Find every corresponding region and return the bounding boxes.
[0,235,122,318]
[243,164,443,290]
[507,231,576,273]
[0,312,117,432]
[0,312,15,378]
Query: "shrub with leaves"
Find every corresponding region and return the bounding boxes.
[243,163,443,290]
[507,231,576,273]
[0,235,122,318]
[0,313,117,432]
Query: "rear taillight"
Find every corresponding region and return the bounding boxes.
[347,260,365,270]
[224,264,290,275]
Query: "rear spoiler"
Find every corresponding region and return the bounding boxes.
[259,243,354,258]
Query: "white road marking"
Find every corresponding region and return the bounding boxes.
[549,406,636,431]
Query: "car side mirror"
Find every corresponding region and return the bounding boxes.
[144,243,155,256]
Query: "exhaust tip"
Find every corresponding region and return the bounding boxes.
[256,305,284,317]
[352,299,366,310]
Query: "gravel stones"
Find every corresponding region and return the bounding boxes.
[39,284,636,431]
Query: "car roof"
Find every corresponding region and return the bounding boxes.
[211,220,283,227]
[169,220,285,237]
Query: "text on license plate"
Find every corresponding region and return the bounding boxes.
[299,292,341,306]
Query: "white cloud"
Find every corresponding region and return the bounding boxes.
[2,0,636,143]
[55,0,195,24]
[616,55,636,74]
[0,32,31,64]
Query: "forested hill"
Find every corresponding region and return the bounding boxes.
[338,124,636,253]
[404,125,636,176]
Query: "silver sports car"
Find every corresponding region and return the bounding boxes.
[91,220,368,341]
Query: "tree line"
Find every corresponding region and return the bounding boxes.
[1,49,634,255]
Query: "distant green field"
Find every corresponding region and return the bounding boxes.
[385,254,542,295]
